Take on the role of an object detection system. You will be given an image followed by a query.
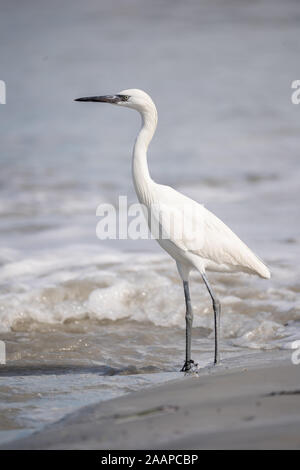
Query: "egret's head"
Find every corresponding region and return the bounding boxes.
[75,88,156,114]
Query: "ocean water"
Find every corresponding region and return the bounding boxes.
[0,0,300,445]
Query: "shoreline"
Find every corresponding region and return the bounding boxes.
[2,351,299,450]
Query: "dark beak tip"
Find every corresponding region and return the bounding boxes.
[73,95,118,104]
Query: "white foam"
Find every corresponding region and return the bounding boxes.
[0,245,299,352]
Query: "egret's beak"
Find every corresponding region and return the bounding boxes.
[74,95,119,104]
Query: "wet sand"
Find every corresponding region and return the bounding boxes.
[2,354,300,450]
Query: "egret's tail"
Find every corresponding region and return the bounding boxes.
[256,262,271,279]
[248,252,271,279]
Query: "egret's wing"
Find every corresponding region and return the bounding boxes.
[193,208,258,264]
[151,185,270,277]
[148,188,206,252]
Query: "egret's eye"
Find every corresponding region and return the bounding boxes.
[118,94,129,101]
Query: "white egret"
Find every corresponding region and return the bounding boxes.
[75,89,270,371]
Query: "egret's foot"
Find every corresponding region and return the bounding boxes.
[181,359,198,373]
[214,357,220,366]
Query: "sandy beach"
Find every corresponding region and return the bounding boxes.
[2,352,299,450]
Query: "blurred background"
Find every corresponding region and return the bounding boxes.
[0,0,299,443]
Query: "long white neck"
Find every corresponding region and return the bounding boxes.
[132,104,158,202]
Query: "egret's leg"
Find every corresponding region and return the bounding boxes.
[181,281,195,372]
[201,273,221,365]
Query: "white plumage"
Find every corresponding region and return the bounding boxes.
[140,181,270,279]
[75,88,270,370]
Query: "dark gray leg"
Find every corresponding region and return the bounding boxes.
[201,273,221,365]
[181,281,195,372]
